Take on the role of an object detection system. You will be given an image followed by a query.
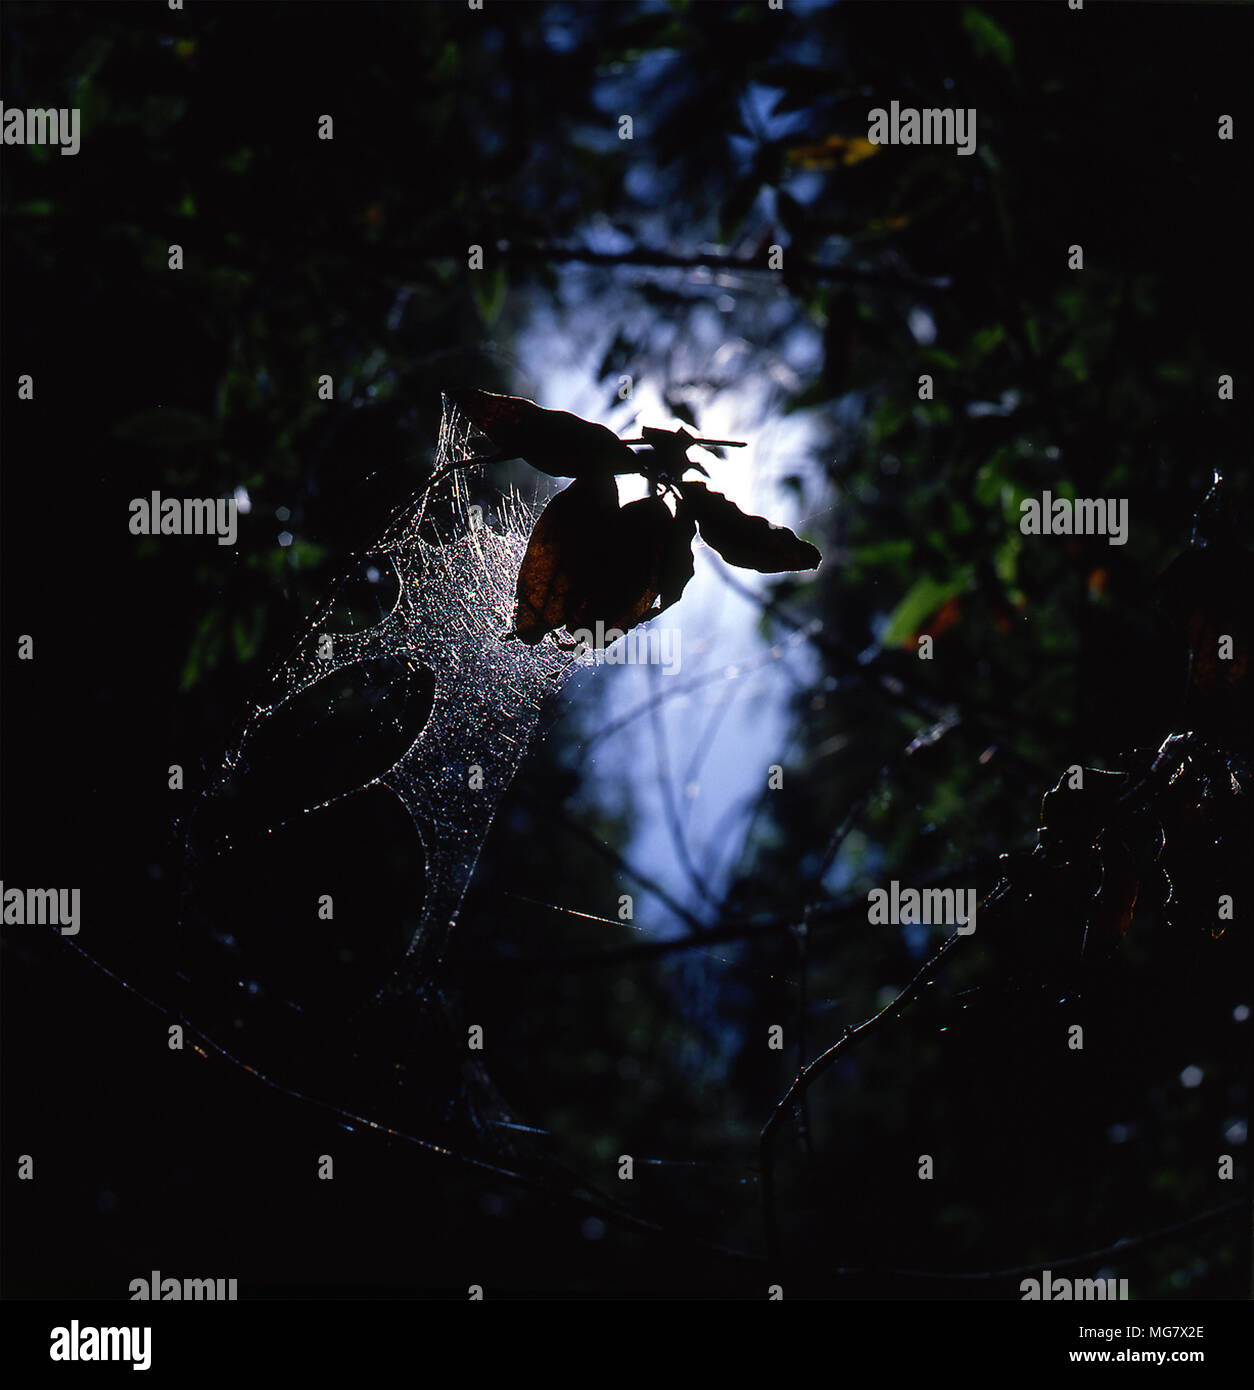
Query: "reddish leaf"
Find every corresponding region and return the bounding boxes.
[511,487,699,648]
[567,497,667,638]
[569,496,697,640]
[910,595,962,645]
[511,474,619,644]
[677,480,820,573]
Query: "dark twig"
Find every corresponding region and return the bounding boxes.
[760,927,968,1266]
[514,785,708,935]
[479,862,991,971]
[489,240,953,296]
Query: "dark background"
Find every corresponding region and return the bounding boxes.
[2,0,1250,1301]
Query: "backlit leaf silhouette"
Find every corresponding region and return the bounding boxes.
[450,388,640,479]
[678,479,821,573]
[659,497,698,608]
[469,393,822,647]
[569,496,692,637]
[512,490,699,646]
[511,472,619,643]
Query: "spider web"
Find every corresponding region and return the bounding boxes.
[215,401,580,986]
[120,395,768,1278]
[161,400,624,1199]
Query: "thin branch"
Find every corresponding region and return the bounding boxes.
[514,784,708,935]
[475,862,990,970]
[760,927,968,1265]
[489,240,953,296]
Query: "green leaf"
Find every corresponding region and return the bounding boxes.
[881,569,971,647]
[180,609,224,690]
[972,324,1007,358]
[994,535,1020,587]
[962,6,1015,66]
[1059,344,1089,383]
[855,538,914,568]
[231,612,263,663]
[473,264,507,325]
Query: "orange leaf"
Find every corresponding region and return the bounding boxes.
[511,474,619,644]
[512,488,699,648]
